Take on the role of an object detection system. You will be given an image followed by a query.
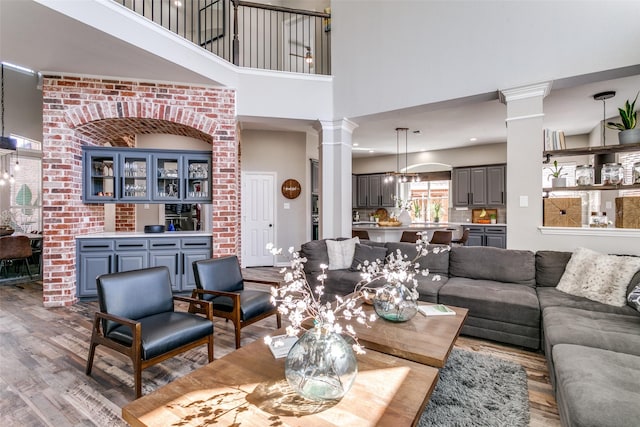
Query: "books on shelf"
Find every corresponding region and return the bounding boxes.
[418,304,456,316]
[267,334,299,359]
[544,129,566,151]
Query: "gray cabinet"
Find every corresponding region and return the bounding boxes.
[464,226,506,248]
[453,164,505,207]
[77,235,211,298]
[77,239,114,297]
[356,174,396,208]
[352,175,358,208]
[311,160,319,195]
[82,147,211,204]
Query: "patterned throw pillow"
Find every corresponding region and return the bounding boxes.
[629,285,640,312]
[326,237,359,270]
[556,247,640,307]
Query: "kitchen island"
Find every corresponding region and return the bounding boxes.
[352,223,457,242]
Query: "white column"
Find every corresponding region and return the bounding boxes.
[316,119,358,239]
[499,82,551,250]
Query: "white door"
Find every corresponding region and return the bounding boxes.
[242,172,275,267]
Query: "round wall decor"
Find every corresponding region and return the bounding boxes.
[281,179,302,199]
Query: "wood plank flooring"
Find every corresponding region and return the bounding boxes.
[0,280,560,426]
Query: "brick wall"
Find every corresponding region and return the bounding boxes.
[41,75,238,307]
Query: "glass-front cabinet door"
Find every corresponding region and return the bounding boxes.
[154,156,182,202]
[120,153,150,201]
[84,151,118,203]
[184,154,211,202]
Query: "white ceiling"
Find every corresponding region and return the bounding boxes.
[1,0,639,157]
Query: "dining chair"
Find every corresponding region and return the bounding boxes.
[429,230,453,245]
[86,266,214,398]
[400,231,421,243]
[191,256,281,349]
[0,235,33,279]
[451,229,470,246]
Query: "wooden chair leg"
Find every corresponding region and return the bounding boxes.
[234,320,241,349]
[207,336,214,362]
[85,341,97,375]
[134,359,143,399]
[276,313,282,329]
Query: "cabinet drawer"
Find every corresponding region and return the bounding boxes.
[484,226,506,234]
[115,239,149,250]
[181,237,212,249]
[464,226,485,234]
[78,239,114,251]
[149,239,180,250]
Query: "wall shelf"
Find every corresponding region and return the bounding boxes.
[543,183,640,192]
[543,142,640,161]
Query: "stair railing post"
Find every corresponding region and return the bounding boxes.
[232,0,240,66]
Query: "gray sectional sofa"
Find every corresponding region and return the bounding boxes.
[299,239,640,427]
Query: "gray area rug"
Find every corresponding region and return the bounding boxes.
[419,348,530,427]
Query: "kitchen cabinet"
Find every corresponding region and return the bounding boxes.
[77,235,211,298]
[311,160,319,195]
[82,147,211,203]
[463,225,506,249]
[352,175,357,208]
[453,165,506,207]
[355,174,397,208]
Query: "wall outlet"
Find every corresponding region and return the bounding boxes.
[519,196,529,207]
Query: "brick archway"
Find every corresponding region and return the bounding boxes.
[41,76,238,307]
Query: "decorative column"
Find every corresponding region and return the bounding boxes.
[499,82,551,249]
[316,119,358,239]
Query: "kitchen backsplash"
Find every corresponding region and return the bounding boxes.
[449,207,507,224]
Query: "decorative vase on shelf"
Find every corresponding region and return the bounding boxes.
[398,209,412,225]
[551,177,567,188]
[373,283,418,322]
[285,326,358,401]
[619,128,640,145]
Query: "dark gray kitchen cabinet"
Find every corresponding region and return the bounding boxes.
[77,239,114,298]
[356,174,396,208]
[463,225,506,248]
[453,164,505,207]
[149,238,182,291]
[357,175,370,207]
[486,165,506,206]
[311,159,319,195]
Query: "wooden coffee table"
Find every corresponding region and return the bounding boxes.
[122,329,439,427]
[352,302,468,368]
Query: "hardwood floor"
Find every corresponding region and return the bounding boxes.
[0,280,560,426]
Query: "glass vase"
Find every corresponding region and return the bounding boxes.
[285,326,358,401]
[373,283,418,322]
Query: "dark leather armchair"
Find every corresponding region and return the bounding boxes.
[192,256,281,349]
[0,235,33,279]
[86,266,214,398]
[429,230,453,245]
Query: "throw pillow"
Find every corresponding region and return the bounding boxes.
[350,243,388,271]
[326,237,359,270]
[629,285,640,312]
[556,247,640,307]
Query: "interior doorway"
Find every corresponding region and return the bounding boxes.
[241,172,276,267]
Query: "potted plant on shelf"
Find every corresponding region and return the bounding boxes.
[606,93,639,145]
[489,213,497,224]
[433,202,441,223]
[547,160,567,188]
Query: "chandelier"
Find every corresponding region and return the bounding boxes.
[384,127,420,183]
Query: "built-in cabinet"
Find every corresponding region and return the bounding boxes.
[355,174,397,208]
[452,164,506,207]
[83,147,211,203]
[463,225,506,248]
[76,235,211,298]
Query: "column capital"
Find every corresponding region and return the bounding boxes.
[499,82,552,104]
[315,118,359,135]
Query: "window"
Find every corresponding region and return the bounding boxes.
[406,180,450,222]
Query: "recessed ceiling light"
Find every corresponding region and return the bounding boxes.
[369,150,374,153]
[353,143,359,147]
[174,1,182,7]
[469,137,478,142]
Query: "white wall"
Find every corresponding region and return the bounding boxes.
[241,129,308,261]
[1,67,42,142]
[332,1,640,119]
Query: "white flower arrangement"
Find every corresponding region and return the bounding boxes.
[265,238,448,354]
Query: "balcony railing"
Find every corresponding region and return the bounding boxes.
[116,0,331,75]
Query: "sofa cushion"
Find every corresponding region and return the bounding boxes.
[384,242,450,276]
[438,277,540,328]
[326,237,359,270]
[415,274,448,303]
[535,250,572,287]
[556,247,640,307]
[449,246,536,287]
[553,344,640,427]
[300,239,329,274]
[537,287,640,317]
[543,306,640,357]
[350,243,387,271]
